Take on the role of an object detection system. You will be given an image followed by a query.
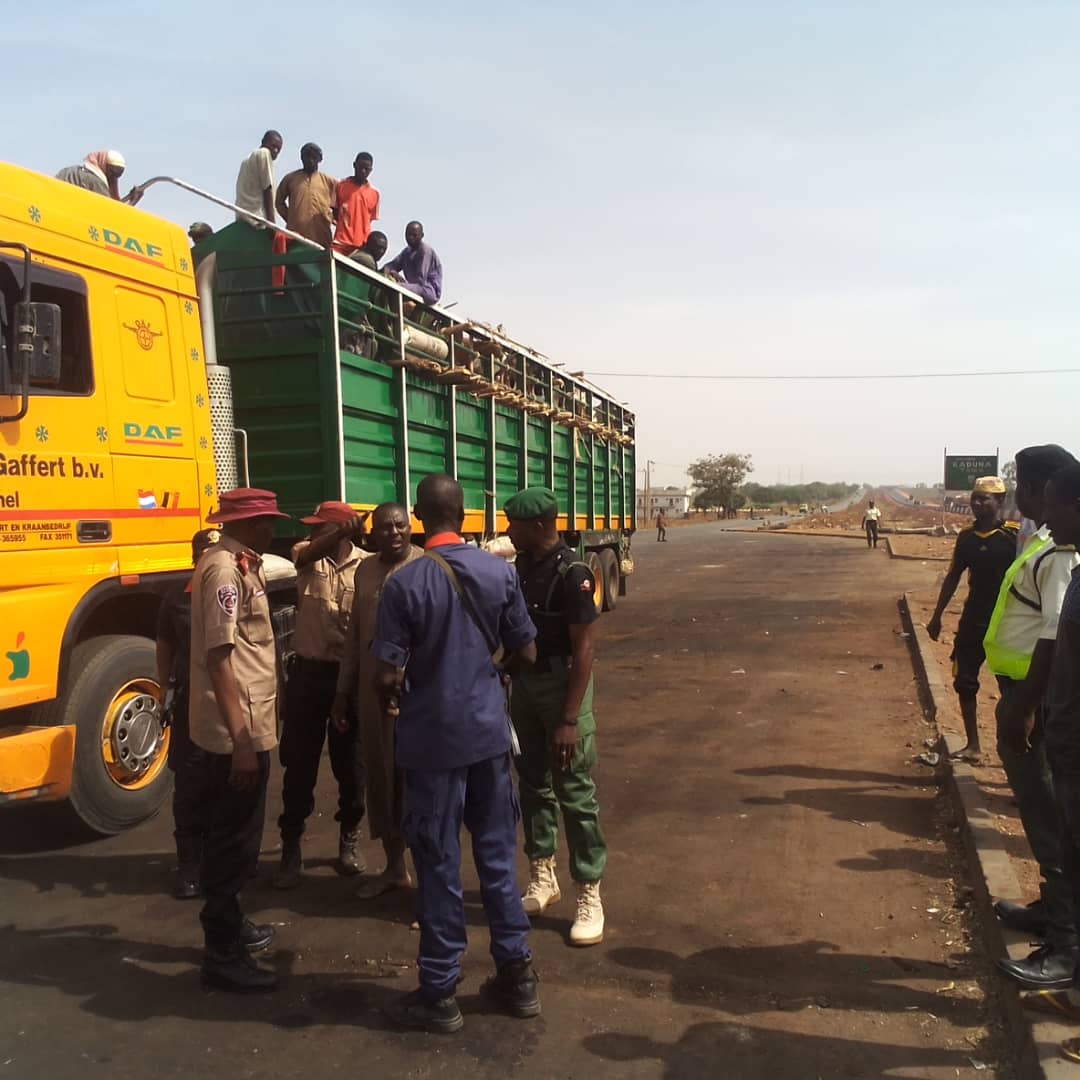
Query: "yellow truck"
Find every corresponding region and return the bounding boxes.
[0,160,636,834]
[0,164,220,832]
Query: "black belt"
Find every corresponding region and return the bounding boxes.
[292,655,340,674]
[532,654,571,675]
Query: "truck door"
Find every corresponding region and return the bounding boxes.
[104,285,203,567]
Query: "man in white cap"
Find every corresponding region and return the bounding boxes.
[56,150,143,204]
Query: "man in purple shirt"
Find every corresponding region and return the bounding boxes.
[384,220,443,305]
[372,474,538,1032]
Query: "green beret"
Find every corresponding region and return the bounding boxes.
[504,486,559,520]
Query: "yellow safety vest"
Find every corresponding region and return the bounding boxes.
[983,532,1053,680]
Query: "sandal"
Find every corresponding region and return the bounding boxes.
[355,872,413,900]
[1022,990,1080,1021]
[1062,1038,1080,1064]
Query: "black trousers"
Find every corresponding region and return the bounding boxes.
[278,657,364,841]
[866,521,879,548]
[168,694,207,855]
[199,748,270,952]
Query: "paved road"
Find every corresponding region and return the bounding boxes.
[0,527,1009,1078]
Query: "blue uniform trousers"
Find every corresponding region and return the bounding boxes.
[402,752,531,998]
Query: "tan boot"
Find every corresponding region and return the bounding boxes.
[569,881,604,946]
[522,855,560,916]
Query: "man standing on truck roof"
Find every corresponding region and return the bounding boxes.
[156,527,222,900]
[274,501,369,889]
[275,142,337,249]
[926,476,1017,762]
[333,152,380,255]
[384,221,443,304]
[56,150,143,205]
[190,488,289,993]
[235,130,283,227]
[372,474,540,1032]
[504,487,608,948]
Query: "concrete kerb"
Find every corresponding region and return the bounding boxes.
[900,592,1075,1078]
[886,537,951,562]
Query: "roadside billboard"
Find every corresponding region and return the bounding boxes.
[944,453,998,491]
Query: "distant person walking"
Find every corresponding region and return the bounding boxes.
[656,508,667,542]
[862,500,882,548]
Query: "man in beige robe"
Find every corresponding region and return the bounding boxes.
[332,503,421,896]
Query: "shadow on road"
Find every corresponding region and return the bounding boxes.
[606,941,980,1021]
[584,1019,972,1080]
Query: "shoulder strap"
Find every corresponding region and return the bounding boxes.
[543,551,591,611]
[424,550,505,663]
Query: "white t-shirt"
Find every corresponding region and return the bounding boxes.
[235,147,275,226]
[864,506,882,522]
[995,525,1079,660]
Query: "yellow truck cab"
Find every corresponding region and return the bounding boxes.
[0,163,219,832]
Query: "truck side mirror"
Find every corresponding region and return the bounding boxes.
[16,301,62,386]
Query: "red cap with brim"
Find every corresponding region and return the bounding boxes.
[207,487,290,523]
[300,500,356,526]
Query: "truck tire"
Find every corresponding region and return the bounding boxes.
[599,549,619,612]
[65,635,171,835]
[584,551,605,615]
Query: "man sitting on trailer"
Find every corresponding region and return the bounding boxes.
[385,221,443,305]
[351,231,388,271]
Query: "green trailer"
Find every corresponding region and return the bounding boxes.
[196,224,636,610]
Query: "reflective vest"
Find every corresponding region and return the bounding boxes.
[983,532,1054,680]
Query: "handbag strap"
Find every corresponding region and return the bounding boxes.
[424,550,505,664]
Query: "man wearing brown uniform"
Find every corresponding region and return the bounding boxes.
[275,501,369,888]
[190,487,288,993]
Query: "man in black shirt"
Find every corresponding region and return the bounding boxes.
[505,487,607,947]
[927,476,1017,760]
[156,528,222,898]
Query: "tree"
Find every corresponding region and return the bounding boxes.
[687,453,752,510]
[1002,459,1016,492]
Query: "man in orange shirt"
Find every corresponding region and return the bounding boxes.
[334,152,381,255]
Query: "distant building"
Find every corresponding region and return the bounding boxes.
[637,487,691,517]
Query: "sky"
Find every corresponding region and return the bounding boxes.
[8,1,1080,491]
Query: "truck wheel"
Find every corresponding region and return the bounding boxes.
[599,549,619,612]
[65,635,171,836]
[584,552,605,615]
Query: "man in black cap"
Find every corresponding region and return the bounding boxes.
[156,527,222,899]
[504,486,607,947]
[985,446,1080,990]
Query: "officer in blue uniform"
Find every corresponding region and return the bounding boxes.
[372,474,540,1033]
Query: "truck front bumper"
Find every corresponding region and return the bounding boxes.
[0,725,75,805]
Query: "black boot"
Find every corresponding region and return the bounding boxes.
[996,944,1078,990]
[201,946,277,993]
[173,836,202,900]
[483,958,541,1018]
[274,838,303,890]
[240,919,275,953]
[994,898,1046,936]
[387,988,464,1033]
[337,826,367,876]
